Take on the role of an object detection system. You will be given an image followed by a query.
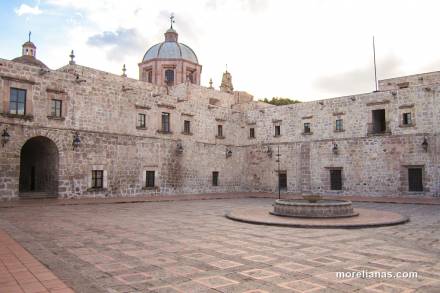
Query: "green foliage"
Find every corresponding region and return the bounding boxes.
[262,97,301,106]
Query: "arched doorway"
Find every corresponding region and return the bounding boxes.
[19,136,59,197]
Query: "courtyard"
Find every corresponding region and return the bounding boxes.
[0,198,439,293]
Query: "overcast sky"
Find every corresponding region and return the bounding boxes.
[1,0,440,101]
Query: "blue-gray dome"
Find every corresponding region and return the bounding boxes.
[142,42,198,64]
[142,28,199,64]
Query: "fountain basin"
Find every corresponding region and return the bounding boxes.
[271,199,358,218]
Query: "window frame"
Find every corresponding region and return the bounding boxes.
[183,120,191,134]
[147,70,153,83]
[402,112,412,126]
[9,88,27,115]
[51,99,62,118]
[212,171,219,186]
[274,125,281,137]
[161,112,170,133]
[304,122,311,134]
[165,69,174,85]
[249,127,255,138]
[335,119,343,132]
[138,113,146,128]
[145,171,155,188]
[91,170,104,189]
[217,125,223,137]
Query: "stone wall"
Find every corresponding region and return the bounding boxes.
[0,57,439,199]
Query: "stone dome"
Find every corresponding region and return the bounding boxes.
[142,28,199,64]
[12,55,48,69]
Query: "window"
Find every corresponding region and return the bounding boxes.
[397,82,409,89]
[402,112,412,125]
[147,70,153,83]
[330,169,342,190]
[371,109,386,133]
[165,69,174,85]
[183,120,191,134]
[9,88,26,115]
[187,71,194,83]
[217,125,223,137]
[92,170,104,189]
[304,123,311,133]
[161,112,170,132]
[50,99,62,117]
[145,171,155,188]
[249,127,255,138]
[335,119,343,131]
[138,113,146,128]
[408,168,423,192]
[274,125,281,137]
[278,172,287,189]
[212,171,219,186]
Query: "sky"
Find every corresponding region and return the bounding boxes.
[1,0,440,101]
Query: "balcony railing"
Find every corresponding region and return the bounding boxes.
[367,121,391,135]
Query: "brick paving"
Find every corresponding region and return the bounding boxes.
[0,198,439,292]
[0,230,73,293]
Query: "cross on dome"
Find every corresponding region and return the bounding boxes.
[170,14,175,29]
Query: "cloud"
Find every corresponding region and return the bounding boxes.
[87,28,146,61]
[240,0,267,12]
[15,4,43,16]
[205,0,266,12]
[313,55,403,95]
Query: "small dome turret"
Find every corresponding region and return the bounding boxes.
[12,33,48,69]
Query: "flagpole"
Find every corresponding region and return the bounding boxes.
[373,36,378,92]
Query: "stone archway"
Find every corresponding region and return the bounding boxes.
[19,136,59,197]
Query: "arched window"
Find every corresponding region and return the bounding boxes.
[147,71,152,83]
[165,69,174,85]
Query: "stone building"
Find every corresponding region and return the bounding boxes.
[0,24,438,199]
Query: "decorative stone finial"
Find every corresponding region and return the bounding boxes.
[122,64,127,77]
[208,78,213,89]
[69,50,75,65]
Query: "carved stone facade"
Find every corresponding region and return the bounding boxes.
[0,34,439,199]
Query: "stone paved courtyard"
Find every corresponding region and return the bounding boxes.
[0,198,439,293]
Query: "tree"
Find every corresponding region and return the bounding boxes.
[262,97,301,106]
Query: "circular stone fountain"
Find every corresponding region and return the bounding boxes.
[271,198,358,218]
[225,195,409,229]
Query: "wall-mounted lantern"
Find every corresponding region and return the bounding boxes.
[75,73,86,84]
[332,143,339,155]
[225,147,232,158]
[72,131,81,150]
[176,141,184,154]
[1,128,10,147]
[422,137,428,152]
